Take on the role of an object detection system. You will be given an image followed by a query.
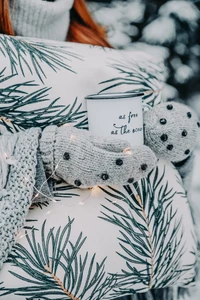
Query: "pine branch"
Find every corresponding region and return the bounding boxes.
[0,71,87,132]
[4,218,117,299]
[0,35,83,83]
[44,261,79,300]
[99,165,194,292]
[0,282,5,294]
[98,58,165,106]
[52,182,81,199]
[135,194,154,289]
[30,201,50,210]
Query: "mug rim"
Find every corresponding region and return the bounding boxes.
[85,91,144,100]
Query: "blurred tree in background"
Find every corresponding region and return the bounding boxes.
[87,0,200,109]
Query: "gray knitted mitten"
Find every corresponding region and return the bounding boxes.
[39,125,157,188]
[32,152,53,203]
[144,101,199,163]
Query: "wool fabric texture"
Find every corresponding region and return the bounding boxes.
[32,152,53,203]
[10,0,74,41]
[144,102,199,162]
[0,100,198,269]
[39,125,157,188]
[0,133,18,191]
[0,128,41,270]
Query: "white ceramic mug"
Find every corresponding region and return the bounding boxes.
[85,92,144,147]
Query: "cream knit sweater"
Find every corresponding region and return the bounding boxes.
[10,0,74,41]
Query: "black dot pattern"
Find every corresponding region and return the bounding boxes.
[167,144,173,151]
[63,152,70,160]
[128,178,134,183]
[116,158,123,166]
[160,134,168,142]
[141,164,148,171]
[187,112,192,118]
[101,173,109,181]
[160,118,167,125]
[185,149,190,155]
[167,104,173,110]
[74,180,81,187]
[182,130,187,137]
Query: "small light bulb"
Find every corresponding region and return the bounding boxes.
[124,147,132,155]
[70,134,76,141]
[15,231,25,240]
[91,186,99,195]
[3,152,7,159]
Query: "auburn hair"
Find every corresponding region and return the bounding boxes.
[0,0,112,48]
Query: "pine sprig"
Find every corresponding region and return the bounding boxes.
[52,182,81,199]
[0,282,7,299]
[0,35,83,83]
[0,282,5,293]
[4,219,117,299]
[0,72,87,132]
[99,166,195,293]
[98,58,165,106]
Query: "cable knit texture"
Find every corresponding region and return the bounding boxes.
[39,125,157,188]
[0,128,41,269]
[10,0,74,41]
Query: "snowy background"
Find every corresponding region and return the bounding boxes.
[87,0,200,106]
[87,1,200,299]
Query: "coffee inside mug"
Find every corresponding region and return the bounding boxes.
[85,92,145,147]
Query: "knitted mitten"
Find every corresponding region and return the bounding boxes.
[39,125,157,188]
[144,101,199,163]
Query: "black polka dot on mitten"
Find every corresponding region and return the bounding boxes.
[40,126,157,188]
[144,102,199,162]
[63,152,70,160]
[182,130,187,137]
[74,180,82,187]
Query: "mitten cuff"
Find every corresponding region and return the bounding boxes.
[39,125,58,178]
[32,151,54,203]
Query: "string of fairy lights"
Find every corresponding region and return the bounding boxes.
[0,132,96,241]
[0,126,140,242]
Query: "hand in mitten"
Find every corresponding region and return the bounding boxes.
[144,101,199,163]
[39,125,157,188]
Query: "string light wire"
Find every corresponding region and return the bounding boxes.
[0,134,96,241]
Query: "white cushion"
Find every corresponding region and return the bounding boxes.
[0,35,196,299]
